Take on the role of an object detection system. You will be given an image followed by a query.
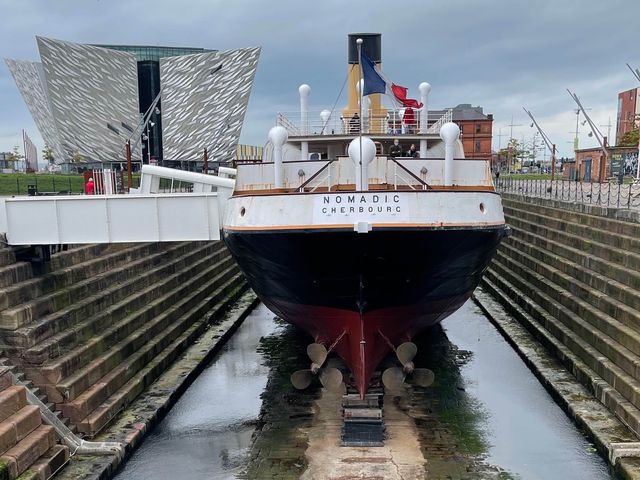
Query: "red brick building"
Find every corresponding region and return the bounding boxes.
[570,146,638,181]
[616,87,639,145]
[453,104,493,159]
[432,104,493,159]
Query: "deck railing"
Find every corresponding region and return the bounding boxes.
[276,109,453,136]
[296,157,432,192]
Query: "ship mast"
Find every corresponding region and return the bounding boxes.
[357,37,364,191]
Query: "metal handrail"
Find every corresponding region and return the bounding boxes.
[276,112,300,136]
[297,160,335,192]
[427,109,453,133]
[7,368,125,458]
[390,158,431,190]
[393,170,417,191]
[308,170,332,193]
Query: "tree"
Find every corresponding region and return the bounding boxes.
[71,150,84,163]
[498,138,530,172]
[7,145,24,170]
[42,145,54,163]
[619,128,639,147]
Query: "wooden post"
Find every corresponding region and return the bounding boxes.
[203,147,209,175]
[126,140,132,191]
[598,136,609,184]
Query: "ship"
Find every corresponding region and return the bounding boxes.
[222,33,508,397]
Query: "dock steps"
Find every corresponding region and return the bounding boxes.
[489,194,640,436]
[0,239,247,439]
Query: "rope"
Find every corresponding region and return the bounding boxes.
[321,64,354,134]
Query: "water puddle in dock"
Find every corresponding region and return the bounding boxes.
[412,300,614,479]
[115,301,615,479]
[114,304,281,479]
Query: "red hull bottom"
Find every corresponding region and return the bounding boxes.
[263,294,470,397]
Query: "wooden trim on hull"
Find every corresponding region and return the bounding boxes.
[224,222,507,232]
[232,184,497,197]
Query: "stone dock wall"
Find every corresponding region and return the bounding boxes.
[483,194,640,454]
[0,241,247,479]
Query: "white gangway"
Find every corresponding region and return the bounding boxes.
[0,165,236,245]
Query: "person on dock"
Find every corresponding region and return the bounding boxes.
[389,139,402,158]
[85,177,95,195]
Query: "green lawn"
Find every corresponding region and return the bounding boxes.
[0,173,140,196]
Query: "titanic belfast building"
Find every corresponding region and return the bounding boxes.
[5,37,260,165]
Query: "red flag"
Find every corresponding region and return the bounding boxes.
[391,84,423,109]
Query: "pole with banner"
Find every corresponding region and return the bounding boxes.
[551,143,556,183]
[357,38,363,189]
[126,140,132,191]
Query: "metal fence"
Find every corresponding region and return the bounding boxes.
[497,178,640,210]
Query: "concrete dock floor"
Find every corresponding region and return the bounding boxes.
[302,388,425,479]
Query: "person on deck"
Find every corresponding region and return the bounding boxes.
[407,144,418,158]
[85,177,95,195]
[389,139,402,158]
[349,113,361,134]
[403,107,415,134]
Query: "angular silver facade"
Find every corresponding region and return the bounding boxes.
[4,59,65,162]
[6,38,260,165]
[36,37,141,162]
[160,47,260,162]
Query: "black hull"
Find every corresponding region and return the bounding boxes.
[223,226,507,318]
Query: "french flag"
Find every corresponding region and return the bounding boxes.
[361,52,423,109]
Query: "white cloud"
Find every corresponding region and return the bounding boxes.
[1,0,639,160]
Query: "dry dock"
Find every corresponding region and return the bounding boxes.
[112,301,614,479]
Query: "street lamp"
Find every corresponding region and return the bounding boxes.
[143,122,155,164]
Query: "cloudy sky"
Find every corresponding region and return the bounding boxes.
[0,0,639,161]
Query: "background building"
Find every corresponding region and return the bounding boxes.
[432,104,493,159]
[616,87,640,145]
[235,144,263,161]
[5,37,260,168]
[452,104,493,159]
[159,47,260,162]
[0,153,11,171]
[95,45,215,163]
[570,145,638,182]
